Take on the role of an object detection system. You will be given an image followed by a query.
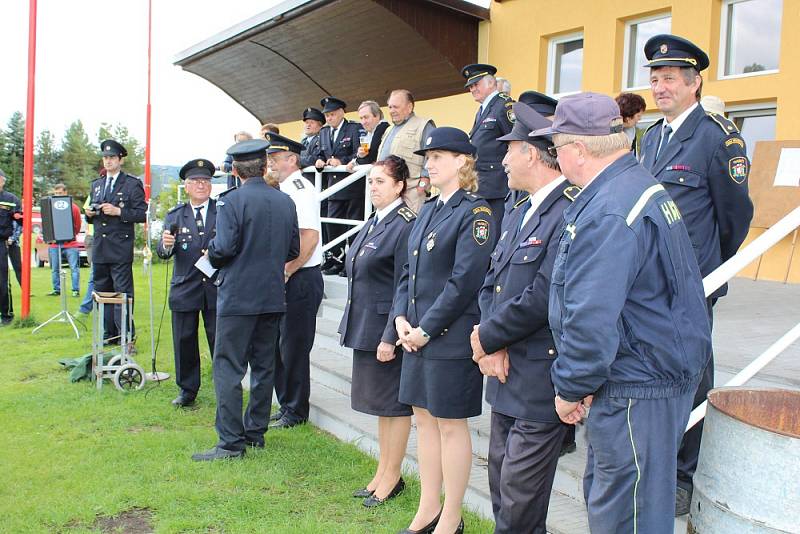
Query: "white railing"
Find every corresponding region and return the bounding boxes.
[686,206,800,431]
[303,164,373,254]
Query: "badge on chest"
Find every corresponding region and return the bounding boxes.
[426,232,437,252]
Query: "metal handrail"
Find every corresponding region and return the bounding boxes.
[302,164,374,254]
[686,206,800,431]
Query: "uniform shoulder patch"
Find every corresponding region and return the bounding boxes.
[706,112,740,135]
[563,186,581,202]
[513,195,531,209]
[397,206,416,222]
[167,203,185,214]
[473,219,491,246]
[293,178,305,190]
[473,205,493,215]
[725,137,745,149]
[728,156,749,184]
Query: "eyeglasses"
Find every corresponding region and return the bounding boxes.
[186,179,211,187]
[547,141,576,157]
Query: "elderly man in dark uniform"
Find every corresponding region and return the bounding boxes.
[542,93,711,534]
[192,139,299,461]
[300,107,328,244]
[157,159,218,408]
[463,63,515,228]
[0,169,22,326]
[316,96,362,276]
[638,34,754,514]
[471,103,578,534]
[85,140,147,345]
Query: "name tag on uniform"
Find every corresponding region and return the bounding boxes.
[482,117,497,124]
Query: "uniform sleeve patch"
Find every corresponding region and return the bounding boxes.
[725,137,744,148]
[507,108,516,122]
[473,219,490,245]
[473,206,493,216]
[728,156,749,184]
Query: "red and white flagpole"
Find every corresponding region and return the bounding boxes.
[20,0,38,319]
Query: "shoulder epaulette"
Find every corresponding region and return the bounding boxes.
[563,186,581,202]
[167,203,185,214]
[424,194,439,204]
[397,206,416,222]
[643,119,664,136]
[217,186,237,197]
[464,191,483,202]
[513,195,531,209]
[498,92,512,102]
[705,112,740,135]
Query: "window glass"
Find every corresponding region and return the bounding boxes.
[553,38,583,94]
[723,0,782,76]
[731,112,777,158]
[626,16,672,88]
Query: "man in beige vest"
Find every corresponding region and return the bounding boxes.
[376,89,436,213]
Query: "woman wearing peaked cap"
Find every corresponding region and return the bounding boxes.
[392,127,497,534]
[338,156,417,508]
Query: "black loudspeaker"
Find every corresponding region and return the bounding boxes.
[40,195,76,243]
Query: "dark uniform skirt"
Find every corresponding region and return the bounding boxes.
[351,349,413,417]
[399,352,483,419]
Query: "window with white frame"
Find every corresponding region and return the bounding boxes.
[623,14,672,89]
[720,0,782,77]
[727,107,777,158]
[548,33,583,95]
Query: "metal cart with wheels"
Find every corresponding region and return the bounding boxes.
[91,291,146,391]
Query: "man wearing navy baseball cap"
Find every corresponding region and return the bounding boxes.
[536,92,711,533]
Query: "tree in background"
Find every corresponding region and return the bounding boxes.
[61,120,97,199]
[34,130,62,198]
[98,123,144,177]
[0,112,26,197]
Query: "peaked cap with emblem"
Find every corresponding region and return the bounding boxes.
[518,91,559,117]
[226,139,270,161]
[414,126,476,156]
[302,107,325,123]
[320,96,346,113]
[179,158,215,180]
[643,34,710,72]
[498,103,553,146]
[461,63,497,88]
[264,133,304,155]
[100,139,127,157]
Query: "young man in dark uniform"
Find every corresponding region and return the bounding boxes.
[472,102,579,533]
[85,140,147,345]
[157,159,218,407]
[192,139,299,461]
[0,169,22,326]
[638,34,754,514]
[463,63,515,228]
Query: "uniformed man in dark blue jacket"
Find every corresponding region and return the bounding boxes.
[638,34,754,513]
[85,140,147,345]
[316,97,363,276]
[538,93,711,534]
[472,102,578,534]
[0,169,22,326]
[157,159,218,408]
[192,139,300,461]
[463,63,515,228]
[299,107,328,244]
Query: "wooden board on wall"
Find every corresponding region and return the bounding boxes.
[750,140,800,228]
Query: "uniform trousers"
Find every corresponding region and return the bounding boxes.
[0,242,12,320]
[274,267,324,423]
[582,391,694,534]
[8,241,22,285]
[326,199,364,260]
[171,307,216,397]
[489,411,566,534]
[677,298,715,489]
[93,261,135,342]
[213,312,281,451]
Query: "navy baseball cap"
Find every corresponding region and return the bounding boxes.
[226,139,270,161]
[100,139,127,157]
[530,92,623,138]
[179,159,215,180]
[414,127,476,156]
[643,34,710,72]
[264,133,304,155]
[498,103,553,145]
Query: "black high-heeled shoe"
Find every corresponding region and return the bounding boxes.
[454,517,464,533]
[352,486,374,498]
[397,509,441,534]
[363,477,405,507]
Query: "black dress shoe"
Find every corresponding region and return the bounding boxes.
[352,487,374,498]
[397,509,441,534]
[269,417,308,429]
[559,440,577,457]
[321,262,344,276]
[363,477,405,507]
[269,410,285,422]
[171,392,196,407]
[245,440,264,449]
[191,446,245,461]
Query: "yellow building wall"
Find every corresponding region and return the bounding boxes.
[277,0,799,282]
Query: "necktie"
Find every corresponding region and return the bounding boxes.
[473,106,483,129]
[104,177,114,202]
[194,207,205,235]
[514,200,531,239]
[368,215,378,233]
[655,124,673,162]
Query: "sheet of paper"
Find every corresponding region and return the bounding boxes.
[773,148,800,187]
[194,255,217,277]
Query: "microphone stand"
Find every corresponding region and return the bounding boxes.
[144,200,169,382]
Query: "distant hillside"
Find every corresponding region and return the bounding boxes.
[150,165,180,197]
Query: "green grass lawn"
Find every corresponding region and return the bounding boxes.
[0,263,495,533]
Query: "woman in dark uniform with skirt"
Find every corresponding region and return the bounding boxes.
[338,156,418,507]
[392,127,497,534]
